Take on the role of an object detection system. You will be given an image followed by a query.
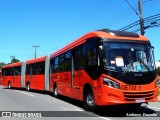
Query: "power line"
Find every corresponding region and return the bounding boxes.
[118,13,160,33]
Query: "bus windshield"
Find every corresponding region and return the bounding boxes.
[103,42,155,72]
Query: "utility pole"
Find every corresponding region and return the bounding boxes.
[124,0,144,35]
[32,46,39,58]
[138,0,144,35]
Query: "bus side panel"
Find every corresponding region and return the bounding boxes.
[64,72,72,97]
[14,76,21,88]
[50,70,99,101]
[2,76,9,87]
[35,75,45,91]
[50,73,65,95]
[7,76,13,87]
[25,75,35,89]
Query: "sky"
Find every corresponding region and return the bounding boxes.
[0,0,160,64]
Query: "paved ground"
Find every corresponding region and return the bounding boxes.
[0,85,160,120]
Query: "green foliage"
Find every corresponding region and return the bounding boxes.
[156,67,160,76]
[0,62,6,69]
[11,58,20,63]
[101,28,109,31]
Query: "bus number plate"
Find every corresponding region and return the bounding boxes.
[136,98,145,103]
[121,85,136,90]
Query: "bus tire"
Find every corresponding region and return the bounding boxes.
[26,83,30,91]
[53,85,58,98]
[83,89,96,111]
[8,82,11,89]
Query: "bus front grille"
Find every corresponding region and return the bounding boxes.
[123,91,154,102]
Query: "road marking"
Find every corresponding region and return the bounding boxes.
[99,117,111,120]
[75,108,84,111]
[15,90,35,97]
[148,106,160,110]
[58,106,70,110]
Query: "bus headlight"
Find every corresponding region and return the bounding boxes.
[156,79,160,87]
[103,78,120,89]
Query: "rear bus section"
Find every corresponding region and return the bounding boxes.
[1,62,26,88]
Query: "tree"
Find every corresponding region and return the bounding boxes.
[101,28,109,31]
[0,62,6,69]
[11,58,20,63]
[8,56,20,64]
[156,67,160,76]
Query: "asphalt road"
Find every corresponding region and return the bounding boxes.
[0,85,160,120]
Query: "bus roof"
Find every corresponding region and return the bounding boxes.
[50,30,149,58]
[2,62,22,68]
[26,56,46,64]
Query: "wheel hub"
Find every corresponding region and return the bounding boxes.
[87,93,94,107]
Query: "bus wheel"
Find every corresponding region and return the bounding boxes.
[53,85,58,98]
[83,90,96,111]
[26,83,30,91]
[8,82,11,89]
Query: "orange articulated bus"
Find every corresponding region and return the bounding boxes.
[1,62,26,88]
[50,30,158,110]
[1,30,158,111]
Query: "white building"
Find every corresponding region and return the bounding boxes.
[155,61,160,68]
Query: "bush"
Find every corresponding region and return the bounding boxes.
[156,67,160,76]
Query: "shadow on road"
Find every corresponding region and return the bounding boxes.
[3,87,157,117]
[93,105,157,117]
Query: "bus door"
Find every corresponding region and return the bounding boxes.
[71,46,85,99]
[29,64,35,89]
[14,66,21,87]
[72,49,81,89]
[13,67,18,87]
[10,67,15,87]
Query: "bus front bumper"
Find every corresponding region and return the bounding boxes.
[95,86,158,106]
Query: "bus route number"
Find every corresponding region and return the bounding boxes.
[121,85,136,91]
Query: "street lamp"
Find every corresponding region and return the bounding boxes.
[32,46,39,58]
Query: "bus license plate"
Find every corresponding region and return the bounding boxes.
[136,98,145,103]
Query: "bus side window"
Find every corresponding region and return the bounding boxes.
[15,66,21,76]
[64,51,71,71]
[87,48,97,66]
[72,45,85,70]
[9,67,14,76]
[86,38,97,66]
[54,57,59,73]
[39,61,45,74]
[50,58,54,74]
[26,64,31,75]
[2,68,6,76]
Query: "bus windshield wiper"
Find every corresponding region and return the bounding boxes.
[103,66,118,72]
